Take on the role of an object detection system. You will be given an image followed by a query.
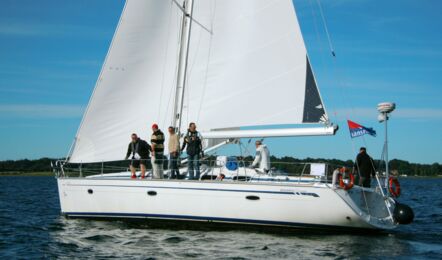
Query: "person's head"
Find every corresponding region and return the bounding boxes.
[152,123,158,132]
[255,140,262,148]
[189,122,196,131]
[360,147,367,153]
[131,133,138,143]
[168,126,175,134]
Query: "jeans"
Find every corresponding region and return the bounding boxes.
[169,153,180,179]
[187,154,200,180]
[151,157,164,179]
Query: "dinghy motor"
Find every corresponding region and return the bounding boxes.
[393,202,414,225]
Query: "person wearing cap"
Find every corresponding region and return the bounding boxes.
[151,124,165,179]
[181,122,203,180]
[354,147,376,187]
[125,133,151,179]
[250,140,270,173]
[168,126,180,179]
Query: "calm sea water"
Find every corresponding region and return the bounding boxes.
[0,176,441,259]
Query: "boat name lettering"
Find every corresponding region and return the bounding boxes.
[279,189,319,198]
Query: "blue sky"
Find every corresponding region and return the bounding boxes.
[0,0,441,164]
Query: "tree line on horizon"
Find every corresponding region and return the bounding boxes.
[0,157,440,176]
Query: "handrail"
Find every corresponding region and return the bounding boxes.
[53,158,354,183]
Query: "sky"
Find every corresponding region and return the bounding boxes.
[0,0,441,164]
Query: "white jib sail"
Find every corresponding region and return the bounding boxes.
[69,0,182,163]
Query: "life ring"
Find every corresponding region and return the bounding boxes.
[388,177,401,197]
[338,167,354,190]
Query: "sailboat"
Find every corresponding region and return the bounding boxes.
[55,0,413,231]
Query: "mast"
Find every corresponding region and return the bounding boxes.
[172,0,194,135]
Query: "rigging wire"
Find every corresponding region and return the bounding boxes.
[307,0,336,123]
[197,0,216,122]
[313,0,370,149]
[315,0,336,57]
[313,0,376,209]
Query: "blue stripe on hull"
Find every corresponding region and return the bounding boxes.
[67,184,307,195]
[63,212,375,231]
[65,184,321,197]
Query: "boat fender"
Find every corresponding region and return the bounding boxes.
[338,167,354,190]
[393,202,414,224]
[388,177,401,197]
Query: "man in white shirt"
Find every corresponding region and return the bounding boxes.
[251,140,270,173]
[168,126,180,179]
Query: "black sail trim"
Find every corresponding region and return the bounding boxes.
[302,57,326,123]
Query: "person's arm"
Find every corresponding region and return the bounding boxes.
[171,135,179,155]
[198,133,203,157]
[354,154,360,172]
[251,150,261,168]
[370,156,376,177]
[150,134,157,154]
[181,137,187,152]
[145,142,152,156]
[125,143,131,159]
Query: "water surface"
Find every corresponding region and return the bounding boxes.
[0,176,441,259]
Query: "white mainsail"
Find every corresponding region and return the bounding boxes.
[69,0,331,163]
[182,0,327,133]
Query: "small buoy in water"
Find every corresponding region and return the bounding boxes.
[393,203,414,225]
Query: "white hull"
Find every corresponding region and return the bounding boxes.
[57,175,396,231]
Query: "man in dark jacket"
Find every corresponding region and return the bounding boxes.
[181,122,203,180]
[125,133,151,179]
[151,124,165,179]
[355,147,376,187]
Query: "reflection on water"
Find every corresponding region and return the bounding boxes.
[0,177,441,259]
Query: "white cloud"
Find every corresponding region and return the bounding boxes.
[0,104,84,118]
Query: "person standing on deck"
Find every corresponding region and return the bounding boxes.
[168,126,180,179]
[251,140,270,173]
[354,147,376,187]
[181,122,203,180]
[125,133,151,179]
[151,124,165,179]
